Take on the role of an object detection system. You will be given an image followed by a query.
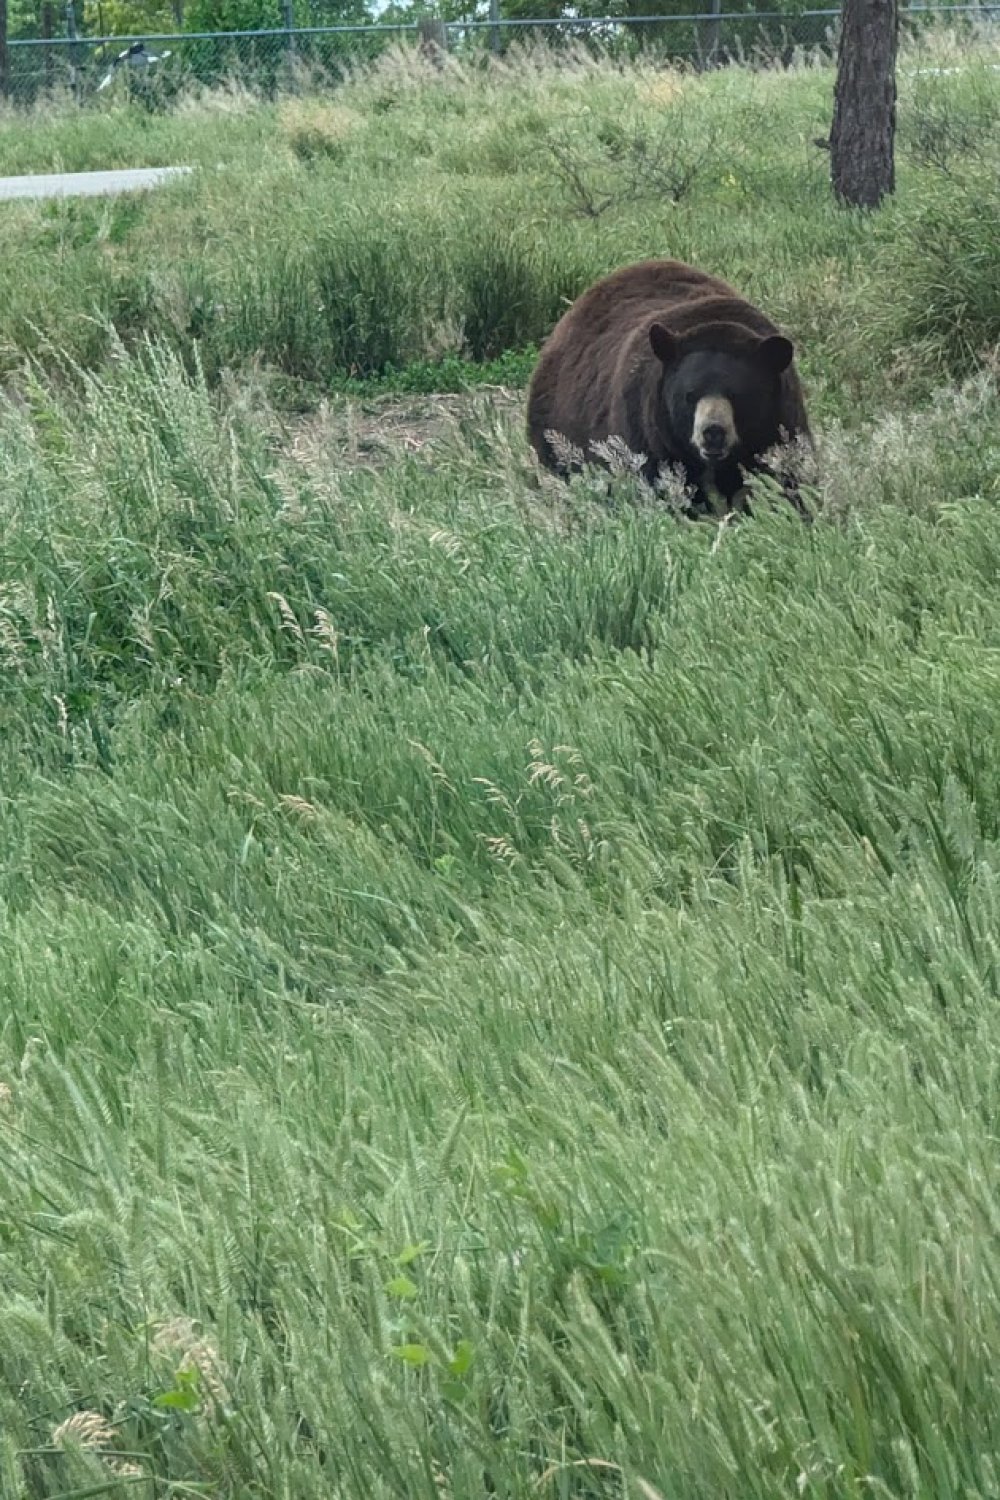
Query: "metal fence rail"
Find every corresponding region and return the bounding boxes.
[3,3,997,105]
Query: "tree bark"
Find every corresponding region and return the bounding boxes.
[417,17,448,67]
[829,0,899,209]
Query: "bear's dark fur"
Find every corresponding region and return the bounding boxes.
[527,258,812,517]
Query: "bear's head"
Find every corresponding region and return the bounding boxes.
[648,323,794,469]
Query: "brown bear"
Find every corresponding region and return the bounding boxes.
[526,258,812,518]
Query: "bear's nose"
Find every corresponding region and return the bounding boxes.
[701,423,728,451]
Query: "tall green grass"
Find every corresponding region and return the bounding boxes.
[2,339,1000,1495]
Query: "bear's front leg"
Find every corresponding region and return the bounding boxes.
[697,458,746,518]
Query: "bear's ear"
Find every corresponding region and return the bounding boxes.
[757,334,795,375]
[649,322,678,365]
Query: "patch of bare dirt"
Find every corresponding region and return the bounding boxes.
[273,386,525,473]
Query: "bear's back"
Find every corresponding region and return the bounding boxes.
[548,260,781,357]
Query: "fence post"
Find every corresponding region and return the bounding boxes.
[489,0,501,54]
[65,0,83,100]
[0,0,8,103]
[698,0,722,66]
[283,0,296,70]
[42,1,54,94]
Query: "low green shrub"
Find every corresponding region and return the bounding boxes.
[866,167,1000,379]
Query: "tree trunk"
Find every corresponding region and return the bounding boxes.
[829,0,899,209]
[417,17,448,67]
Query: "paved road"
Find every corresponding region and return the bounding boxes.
[0,166,192,202]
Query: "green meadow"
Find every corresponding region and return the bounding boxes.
[1,28,1000,1498]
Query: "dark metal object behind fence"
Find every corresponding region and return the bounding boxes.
[2,3,996,105]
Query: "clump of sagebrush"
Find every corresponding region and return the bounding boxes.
[813,364,1000,516]
[536,109,724,219]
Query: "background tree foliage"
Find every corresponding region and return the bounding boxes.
[380,0,812,24]
[83,0,177,33]
[10,0,368,39]
[7,0,814,41]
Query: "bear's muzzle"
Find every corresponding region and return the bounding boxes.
[693,396,738,461]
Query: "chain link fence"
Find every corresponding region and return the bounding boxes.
[2,3,997,105]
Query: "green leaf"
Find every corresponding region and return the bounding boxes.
[385,1275,419,1300]
[448,1339,475,1376]
[394,1241,430,1267]
[391,1343,430,1367]
[152,1387,201,1412]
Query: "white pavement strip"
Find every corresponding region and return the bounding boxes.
[910,63,1000,74]
[0,166,192,202]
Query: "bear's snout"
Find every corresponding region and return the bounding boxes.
[692,396,738,461]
